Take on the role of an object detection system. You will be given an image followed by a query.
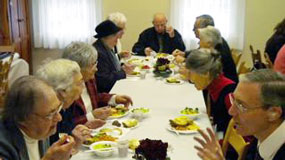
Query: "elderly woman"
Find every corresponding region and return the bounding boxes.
[198,26,238,83]
[93,20,134,93]
[186,48,236,134]
[36,59,104,148]
[62,42,133,125]
[0,76,75,160]
[108,12,130,58]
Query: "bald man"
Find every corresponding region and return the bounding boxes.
[132,13,185,56]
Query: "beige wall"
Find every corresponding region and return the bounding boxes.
[102,0,170,51]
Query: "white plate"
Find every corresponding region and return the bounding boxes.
[181,112,202,120]
[108,110,130,119]
[121,119,139,129]
[167,126,198,134]
[165,79,185,85]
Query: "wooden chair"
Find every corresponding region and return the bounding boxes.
[222,119,250,160]
[250,45,272,69]
[0,48,14,109]
[231,48,243,66]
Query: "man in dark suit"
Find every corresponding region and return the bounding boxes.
[93,20,134,93]
[132,13,185,56]
[194,69,285,160]
[0,76,75,160]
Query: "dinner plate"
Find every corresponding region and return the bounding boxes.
[166,126,199,134]
[165,79,185,85]
[121,119,139,129]
[180,112,202,120]
[108,110,130,119]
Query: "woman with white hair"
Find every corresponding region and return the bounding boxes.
[36,59,105,149]
[198,26,238,83]
[62,42,133,125]
[185,48,236,134]
[108,12,131,59]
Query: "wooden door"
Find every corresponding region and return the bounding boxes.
[9,0,31,66]
[0,0,11,45]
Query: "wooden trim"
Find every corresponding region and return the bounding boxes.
[0,0,12,45]
[0,44,15,52]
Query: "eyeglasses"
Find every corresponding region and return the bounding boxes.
[34,103,63,120]
[229,94,260,113]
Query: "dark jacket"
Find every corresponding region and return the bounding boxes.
[265,33,285,63]
[71,78,113,125]
[0,120,47,160]
[132,27,185,56]
[93,39,126,93]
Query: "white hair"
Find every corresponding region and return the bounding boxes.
[198,26,222,47]
[62,41,97,68]
[107,12,127,27]
[36,59,81,92]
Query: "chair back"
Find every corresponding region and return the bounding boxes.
[222,118,250,160]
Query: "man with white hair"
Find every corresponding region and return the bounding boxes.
[132,13,185,56]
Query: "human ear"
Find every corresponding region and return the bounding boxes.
[267,107,282,122]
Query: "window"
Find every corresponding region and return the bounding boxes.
[32,0,102,49]
[170,0,245,50]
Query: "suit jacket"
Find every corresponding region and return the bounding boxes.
[132,27,185,56]
[72,78,113,125]
[93,39,126,93]
[0,120,46,160]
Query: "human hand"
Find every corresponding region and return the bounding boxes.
[115,95,133,108]
[92,106,111,120]
[144,47,153,56]
[194,128,225,160]
[72,125,92,149]
[120,51,132,59]
[172,49,185,57]
[85,119,106,129]
[122,63,135,75]
[166,26,175,38]
[175,55,186,63]
[42,135,75,160]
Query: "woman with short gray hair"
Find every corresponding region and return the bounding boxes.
[198,26,238,83]
[185,48,236,134]
[62,42,133,125]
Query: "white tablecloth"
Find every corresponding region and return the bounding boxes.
[71,69,212,160]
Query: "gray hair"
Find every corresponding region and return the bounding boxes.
[62,42,97,68]
[198,26,223,47]
[2,76,52,122]
[196,14,215,28]
[107,12,127,27]
[36,59,81,92]
[186,48,222,79]
[240,69,285,116]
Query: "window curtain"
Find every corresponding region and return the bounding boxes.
[170,0,245,50]
[32,0,102,49]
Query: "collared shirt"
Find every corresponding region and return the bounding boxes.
[259,120,285,160]
[20,129,40,160]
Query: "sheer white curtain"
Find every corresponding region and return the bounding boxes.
[32,0,102,49]
[170,0,245,50]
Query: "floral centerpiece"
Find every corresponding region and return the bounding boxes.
[132,138,170,160]
[153,58,172,77]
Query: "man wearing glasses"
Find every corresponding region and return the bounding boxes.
[194,69,285,160]
[0,76,75,160]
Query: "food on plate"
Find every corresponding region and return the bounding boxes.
[131,107,150,114]
[169,116,200,131]
[130,71,140,75]
[168,63,175,68]
[110,105,129,118]
[99,127,123,135]
[166,77,181,83]
[112,120,121,127]
[83,133,117,145]
[141,65,150,70]
[92,143,112,151]
[156,53,168,58]
[180,107,199,115]
[122,119,138,128]
[129,139,140,151]
[127,58,143,66]
[133,138,169,160]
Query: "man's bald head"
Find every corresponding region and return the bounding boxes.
[152,13,168,34]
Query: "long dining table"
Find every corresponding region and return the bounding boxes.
[71,58,212,160]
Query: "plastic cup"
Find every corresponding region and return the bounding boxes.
[117,140,129,157]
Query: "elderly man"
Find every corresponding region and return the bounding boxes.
[132,13,185,56]
[194,69,285,160]
[0,76,75,160]
[36,59,105,148]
